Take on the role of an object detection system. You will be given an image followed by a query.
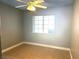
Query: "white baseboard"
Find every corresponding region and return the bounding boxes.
[69,50,73,59]
[23,42,70,51]
[2,41,72,59]
[2,42,24,53]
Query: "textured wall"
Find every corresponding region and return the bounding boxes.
[24,6,73,48]
[0,3,24,50]
[71,0,79,59]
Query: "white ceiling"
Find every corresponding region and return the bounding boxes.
[0,0,74,10]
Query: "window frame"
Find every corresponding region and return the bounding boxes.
[32,15,55,34]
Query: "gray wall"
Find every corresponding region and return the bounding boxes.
[0,16,2,59]
[24,6,73,48]
[71,0,79,59]
[0,3,24,50]
[0,2,73,50]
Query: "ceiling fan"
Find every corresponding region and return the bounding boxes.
[16,0,47,11]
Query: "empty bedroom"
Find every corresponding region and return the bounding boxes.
[0,0,79,59]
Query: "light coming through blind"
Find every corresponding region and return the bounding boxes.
[33,15,55,33]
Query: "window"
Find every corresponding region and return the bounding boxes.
[33,15,55,33]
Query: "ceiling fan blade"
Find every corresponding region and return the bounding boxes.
[34,5,47,9]
[16,5,27,8]
[33,0,44,4]
[37,0,45,2]
[17,0,23,2]
[27,5,36,11]
[16,0,26,3]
